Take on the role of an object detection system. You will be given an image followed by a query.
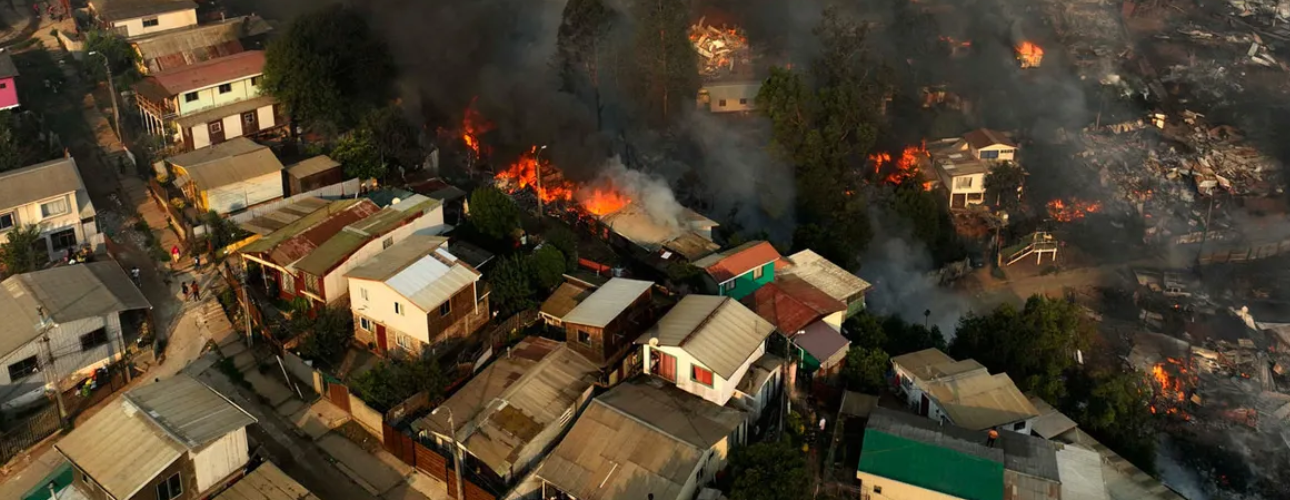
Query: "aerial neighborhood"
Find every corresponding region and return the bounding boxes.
[1,0,1288,500]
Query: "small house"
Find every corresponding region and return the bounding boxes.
[891,348,1041,433]
[285,155,344,196]
[560,278,655,376]
[780,249,872,318]
[742,275,851,376]
[924,129,1019,209]
[692,240,781,300]
[857,407,1006,500]
[166,138,284,214]
[129,15,272,74]
[0,156,101,260]
[88,0,198,38]
[539,277,597,329]
[697,81,761,113]
[56,374,257,500]
[0,49,18,111]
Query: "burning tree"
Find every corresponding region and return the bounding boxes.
[1147,357,1196,420]
[870,142,932,190]
[1016,41,1044,68]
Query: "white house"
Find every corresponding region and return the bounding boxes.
[639,294,778,409]
[89,0,198,38]
[925,128,1019,208]
[56,374,257,500]
[0,156,101,260]
[0,262,150,410]
[134,50,284,151]
[166,138,284,214]
[346,234,488,356]
[891,348,1040,434]
[697,81,761,113]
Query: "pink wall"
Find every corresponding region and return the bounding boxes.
[0,77,18,110]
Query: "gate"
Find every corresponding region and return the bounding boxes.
[327,382,351,412]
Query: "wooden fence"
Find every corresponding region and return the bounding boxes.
[148,178,193,243]
[0,404,61,465]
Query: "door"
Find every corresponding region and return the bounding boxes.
[208,120,226,144]
[951,193,967,208]
[375,324,388,354]
[920,394,930,417]
[653,349,677,382]
[242,111,259,134]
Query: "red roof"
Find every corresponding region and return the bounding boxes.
[268,200,380,265]
[741,275,845,334]
[963,128,1017,149]
[145,50,265,96]
[698,241,781,283]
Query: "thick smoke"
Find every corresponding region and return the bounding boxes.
[680,112,796,243]
[588,158,686,228]
[859,217,979,336]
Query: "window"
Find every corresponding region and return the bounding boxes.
[979,149,999,160]
[692,365,714,387]
[739,98,747,105]
[156,472,182,500]
[80,328,109,350]
[1013,421,1026,431]
[218,83,233,94]
[394,302,403,315]
[304,274,319,294]
[7,356,38,380]
[721,281,735,293]
[0,83,6,89]
[396,333,411,349]
[40,198,69,218]
[142,17,160,27]
[209,121,223,134]
[954,176,974,189]
[250,76,262,86]
[873,485,883,494]
[383,237,394,249]
[280,273,294,292]
[0,212,14,231]
[360,288,368,301]
[359,317,371,331]
[752,266,764,280]
[718,99,727,107]
[577,330,592,345]
[50,229,76,250]
[243,111,257,125]
[184,92,199,103]
[439,301,451,317]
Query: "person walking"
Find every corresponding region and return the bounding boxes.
[190,281,200,302]
[181,282,190,301]
[170,245,180,270]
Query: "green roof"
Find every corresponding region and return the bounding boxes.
[239,199,364,254]
[857,429,1004,500]
[293,198,440,275]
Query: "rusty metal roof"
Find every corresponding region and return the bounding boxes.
[268,200,381,265]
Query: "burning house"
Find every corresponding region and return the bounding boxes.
[1016,41,1044,68]
[691,17,763,114]
[919,129,1019,208]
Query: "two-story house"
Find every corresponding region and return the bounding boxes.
[638,294,780,410]
[134,50,284,151]
[130,15,272,75]
[559,278,655,383]
[165,138,284,214]
[0,48,18,111]
[413,337,597,485]
[891,348,1041,434]
[692,240,781,300]
[0,262,150,410]
[525,378,746,500]
[346,234,488,356]
[0,156,100,260]
[924,128,1019,209]
[88,0,198,38]
[56,374,257,500]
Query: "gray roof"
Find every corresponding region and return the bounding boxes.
[999,431,1062,482]
[702,81,761,101]
[358,239,478,313]
[561,278,653,328]
[131,15,271,72]
[1030,396,1079,440]
[0,157,86,211]
[346,234,449,282]
[866,407,1004,463]
[123,373,258,448]
[0,262,151,358]
[794,321,850,367]
[217,462,320,500]
[782,249,871,301]
[0,49,17,79]
[640,294,776,379]
[286,155,341,179]
[595,378,744,449]
[168,138,283,190]
[90,0,195,21]
[56,374,255,499]
[1057,445,1110,500]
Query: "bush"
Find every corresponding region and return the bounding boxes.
[349,356,447,412]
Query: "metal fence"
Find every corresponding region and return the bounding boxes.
[0,404,61,465]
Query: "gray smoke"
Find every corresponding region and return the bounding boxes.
[588,158,686,228]
[681,112,796,243]
[859,212,980,336]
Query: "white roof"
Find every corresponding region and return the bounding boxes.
[386,248,479,312]
[641,295,776,379]
[1057,445,1110,500]
[561,278,653,328]
[783,249,871,301]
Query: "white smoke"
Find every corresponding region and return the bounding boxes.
[585,158,687,228]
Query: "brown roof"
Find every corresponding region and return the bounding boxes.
[267,200,380,265]
[540,281,595,319]
[742,275,844,334]
[90,0,194,21]
[692,240,781,283]
[135,50,264,99]
[963,128,1017,149]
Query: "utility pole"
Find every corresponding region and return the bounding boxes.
[534,145,548,217]
[241,264,253,349]
[37,308,67,426]
[432,407,466,500]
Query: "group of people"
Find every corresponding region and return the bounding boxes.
[180,280,201,302]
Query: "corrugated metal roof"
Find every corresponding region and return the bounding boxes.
[597,203,717,254]
[561,278,652,328]
[928,372,1041,431]
[998,431,1061,483]
[782,249,871,301]
[132,15,271,73]
[691,240,781,283]
[267,201,380,265]
[90,0,194,21]
[168,138,283,190]
[1056,445,1110,500]
[1029,397,1078,440]
[891,348,957,380]
[138,50,264,96]
[386,248,479,312]
[598,378,745,448]
[641,295,775,379]
[285,155,341,179]
[292,197,440,276]
[174,95,275,129]
[123,373,257,448]
[0,49,17,79]
[0,262,151,358]
[56,399,185,500]
[239,199,364,251]
[742,277,844,335]
[238,197,329,235]
[217,462,320,500]
[0,157,85,211]
[793,321,850,366]
[413,337,560,437]
[345,234,449,282]
[964,128,1018,149]
[540,282,595,319]
[859,428,1005,500]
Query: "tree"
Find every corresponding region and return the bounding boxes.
[488,255,535,316]
[360,106,422,172]
[1065,369,1157,472]
[623,0,698,127]
[349,356,448,412]
[0,225,43,275]
[0,113,23,172]
[843,313,886,350]
[331,129,386,180]
[729,441,810,500]
[556,0,614,128]
[83,30,140,84]
[950,295,1093,403]
[261,4,395,131]
[531,245,567,291]
[468,186,521,240]
[294,306,355,368]
[842,346,889,393]
[545,225,579,269]
[984,161,1026,214]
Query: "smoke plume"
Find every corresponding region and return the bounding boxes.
[588,158,686,228]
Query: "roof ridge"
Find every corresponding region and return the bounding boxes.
[592,394,706,451]
[676,296,728,347]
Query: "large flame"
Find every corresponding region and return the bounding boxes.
[496,146,573,204]
[1046,198,1101,222]
[461,98,493,156]
[870,142,932,190]
[579,185,632,216]
[1016,41,1044,68]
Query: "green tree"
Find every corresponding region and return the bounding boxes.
[880,315,946,355]
[331,129,386,180]
[1065,369,1157,472]
[294,306,355,368]
[488,255,535,316]
[0,225,43,275]
[843,313,887,350]
[556,0,614,128]
[468,186,521,240]
[261,4,395,131]
[84,30,140,84]
[545,225,579,269]
[842,346,890,393]
[349,356,448,412]
[0,113,23,172]
[950,295,1093,402]
[531,245,567,291]
[361,105,422,171]
[984,161,1026,214]
[729,441,810,500]
[623,0,698,127]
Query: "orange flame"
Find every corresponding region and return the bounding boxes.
[1016,41,1044,68]
[461,98,493,156]
[939,35,972,48]
[579,185,632,216]
[870,143,931,190]
[1046,198,1101,222]
[496,146,573,204]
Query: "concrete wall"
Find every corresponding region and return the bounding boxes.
[176,76,262,117]
[643,342,765,406]
[112,9,198,38]
[0,314,123,410]
[190,427,248,493]
[350,392,384,438]
[856,471,967,500]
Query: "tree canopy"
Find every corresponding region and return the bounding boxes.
[1065,368,1157,472]
[556,0,613,128]
[984,161,1026,214]
[294,306,355,368]
[1,225,44,275]
[843,312,946,356]
[842,346,890,393]
[531,245,567,291]
[0,113,25,172]
[469,187,522,241]
[729,441,810,500]
[331,129,386,180]
[487,254,535,316]
[622,0,697,127]
[349,356,448,412]
[261,4,395,131]
[360,106,422,172]
[84,30,141,85]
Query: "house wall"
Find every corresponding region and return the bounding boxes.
[643,342,765,406]
[351,280,430,345]
[0,314,123,410]
[972,144,1017,162]
[730,363,782,418]
[134,452,198,500]
[175,76,261,116]
[856,471,967,500]
[190,427,248,493]
[184,102,277,151]
[204,172,283,214]
[322,207,446,303]
[0,191,90,259]
[110,9,198,38]
[564,290,652,366]
[711,261,775,300]
[0,76,18,110]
